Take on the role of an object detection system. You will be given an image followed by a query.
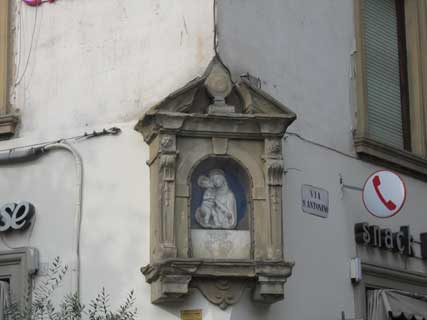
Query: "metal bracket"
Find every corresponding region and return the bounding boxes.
[339,174,363,191]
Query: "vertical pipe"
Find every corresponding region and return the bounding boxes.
[43,142,83,299]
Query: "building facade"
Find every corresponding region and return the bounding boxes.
[0,0,426,319]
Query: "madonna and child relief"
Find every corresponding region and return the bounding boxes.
[191,163,251,259]
[195,169,237,229]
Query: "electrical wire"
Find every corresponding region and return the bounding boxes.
[0,127,121,154]
[213,0,219,58]
[15,1,23,81]
[285,131,358,160]
[14,5,38,86]
[212,0,232,76]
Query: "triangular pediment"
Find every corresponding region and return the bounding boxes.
[135,57,296,143]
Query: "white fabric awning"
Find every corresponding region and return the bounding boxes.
[368,289,427,320]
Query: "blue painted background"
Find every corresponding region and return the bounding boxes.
[190,157,250,230]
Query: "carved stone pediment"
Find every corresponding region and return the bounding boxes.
[136,57,296,309]
[135,58,296,144]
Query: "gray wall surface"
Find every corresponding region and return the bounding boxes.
[217,1,427,319]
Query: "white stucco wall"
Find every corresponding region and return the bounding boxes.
[1,0,223,319]
[11,0,214,136]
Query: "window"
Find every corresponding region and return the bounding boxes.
[354,263,427,320]
[0,248,38,306]
[0,0,18,139]
[354,0,427,178]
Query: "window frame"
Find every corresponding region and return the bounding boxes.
[354,262,427,319]
[0,0,18,139]
[0,248,39,306]
[354,0,427,179]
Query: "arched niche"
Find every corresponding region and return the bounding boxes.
[188,156,253,259]
[136,57,296,309]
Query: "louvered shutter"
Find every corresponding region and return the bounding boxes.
[363,0,404,149]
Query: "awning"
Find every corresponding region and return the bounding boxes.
[368,289,427,320]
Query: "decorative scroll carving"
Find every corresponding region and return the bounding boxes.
[194,278,247,309]
[160,154,176,182]
[266,160,284,186]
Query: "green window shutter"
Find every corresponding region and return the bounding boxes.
[363,0,404,149]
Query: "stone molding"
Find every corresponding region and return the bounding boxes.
[0,114,19,139]
[141,259,294,308]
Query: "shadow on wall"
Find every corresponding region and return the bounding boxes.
[229,289,271,320]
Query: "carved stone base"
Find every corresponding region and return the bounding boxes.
[252,276,288,304]
[158,243,178,260]
[141,259,294,309]
[151,275,191,303]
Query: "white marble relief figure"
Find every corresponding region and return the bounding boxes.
[195,169,237,229]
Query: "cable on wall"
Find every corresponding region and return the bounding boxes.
[14,5,38,86]
[284,131,358,161]
[212,0,232,76]
[43,141,83,298]
[0,127,121,155]
[0,127,121,303]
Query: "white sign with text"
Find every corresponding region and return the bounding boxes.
[301,185,329,218]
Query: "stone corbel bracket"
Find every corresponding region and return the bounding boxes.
[141,259,294,309]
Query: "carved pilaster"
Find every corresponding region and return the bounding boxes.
[158,135,178,259]
[264,139,284,259]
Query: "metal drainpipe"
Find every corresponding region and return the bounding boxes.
[43,141,83,299]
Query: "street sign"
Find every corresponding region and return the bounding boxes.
[362,170,406,218]
[301,185,329,218]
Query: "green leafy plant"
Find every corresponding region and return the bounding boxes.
[4,257,137,320]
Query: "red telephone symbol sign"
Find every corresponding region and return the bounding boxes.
[372,175,397,211]
[363,171,406,218]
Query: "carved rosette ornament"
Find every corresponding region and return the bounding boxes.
[136,57,297,309]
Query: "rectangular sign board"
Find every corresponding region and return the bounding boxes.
[301,185,329,218]
[181,310,202,320]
